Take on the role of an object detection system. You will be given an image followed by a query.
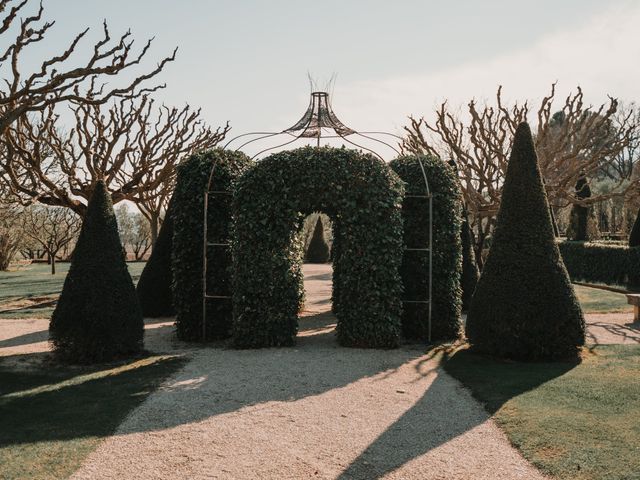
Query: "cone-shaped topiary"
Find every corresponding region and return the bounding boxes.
[305,217,330,263]
[465,122,585,361]
[50,180,144,363]
[629,207,640,247]
[136,197,175,317]
[566,173,599,241]
[460,213,479,311]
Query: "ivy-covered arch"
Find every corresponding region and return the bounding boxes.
[232,146,405,348]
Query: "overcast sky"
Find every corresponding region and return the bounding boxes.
[9,0,640,156]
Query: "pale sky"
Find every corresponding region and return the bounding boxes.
[9,0,640,157]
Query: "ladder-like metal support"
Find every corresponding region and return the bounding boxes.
[202,160,232,341]
[402,158,433,342]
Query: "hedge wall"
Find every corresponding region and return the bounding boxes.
[390,155,463,341]
[559,240,640,291]
[172,149,253,341]
[232,146,405,348]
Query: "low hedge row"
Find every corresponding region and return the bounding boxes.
[559,240,640,291]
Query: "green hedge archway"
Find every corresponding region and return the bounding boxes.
[231,146,405,348]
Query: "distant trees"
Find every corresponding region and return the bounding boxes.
[115,205,152,261]
[402,84,639,262]
[21,206,81,274]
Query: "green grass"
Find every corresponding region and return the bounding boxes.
[0,355,184,480]
[444,345,640,480]
[0,262,145,319]
[573,284,632,313]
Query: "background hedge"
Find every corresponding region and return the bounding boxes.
[559,240,640,291]
[390,155,463,341]
[50,180,143,363]
[232,146,404,348]
[466,123,585,361]
[172,149,252,341]
[136,197,175,317]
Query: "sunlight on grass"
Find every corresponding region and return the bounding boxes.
[0,354,184,480]
[444,345,640,480]
[573,284,632,313]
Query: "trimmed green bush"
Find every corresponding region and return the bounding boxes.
[460,214,479,311]
[233,146,404,348]
[390,155,463,341]
[305,217,331,263]
[629,208,640,247]
[50,180,143,363]
[559,240,640,291]
[136,197,175,317]
[466,123,585,361]
[172,149,252,341]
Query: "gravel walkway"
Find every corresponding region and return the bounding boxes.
[69,265,546,480]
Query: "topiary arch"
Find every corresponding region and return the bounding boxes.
[231,146,405,348]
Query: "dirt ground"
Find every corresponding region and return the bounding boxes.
[2,264,637,479]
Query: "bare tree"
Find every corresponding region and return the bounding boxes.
[402,84,639,261]
[21,205,80,274]
[116,204,151,261]
[0,95,228,242]
[0,0,176,135]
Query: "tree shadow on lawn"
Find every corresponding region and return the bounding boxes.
[0,353,186,452]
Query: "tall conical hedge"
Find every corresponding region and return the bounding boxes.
[305,217,330,263]
[136,197,175,317]
[460,213,479,311]
[465,122,585,361]
[629,207,640,247]
[50,180,144,363]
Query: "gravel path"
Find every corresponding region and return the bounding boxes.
[69,265,546,480]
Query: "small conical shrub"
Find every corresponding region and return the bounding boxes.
[629,207,640,247]
[466,122,585,361]
[50,180,144,363]
[460,214,479,311]
[136,197,175,317]
[566,174,599,241]
[305,217,330,263]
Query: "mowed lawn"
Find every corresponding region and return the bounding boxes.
[0,355,184,480]
[0,262,145,319]
[444,345,640,480]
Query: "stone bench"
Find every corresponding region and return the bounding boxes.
[626,294,640,323]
